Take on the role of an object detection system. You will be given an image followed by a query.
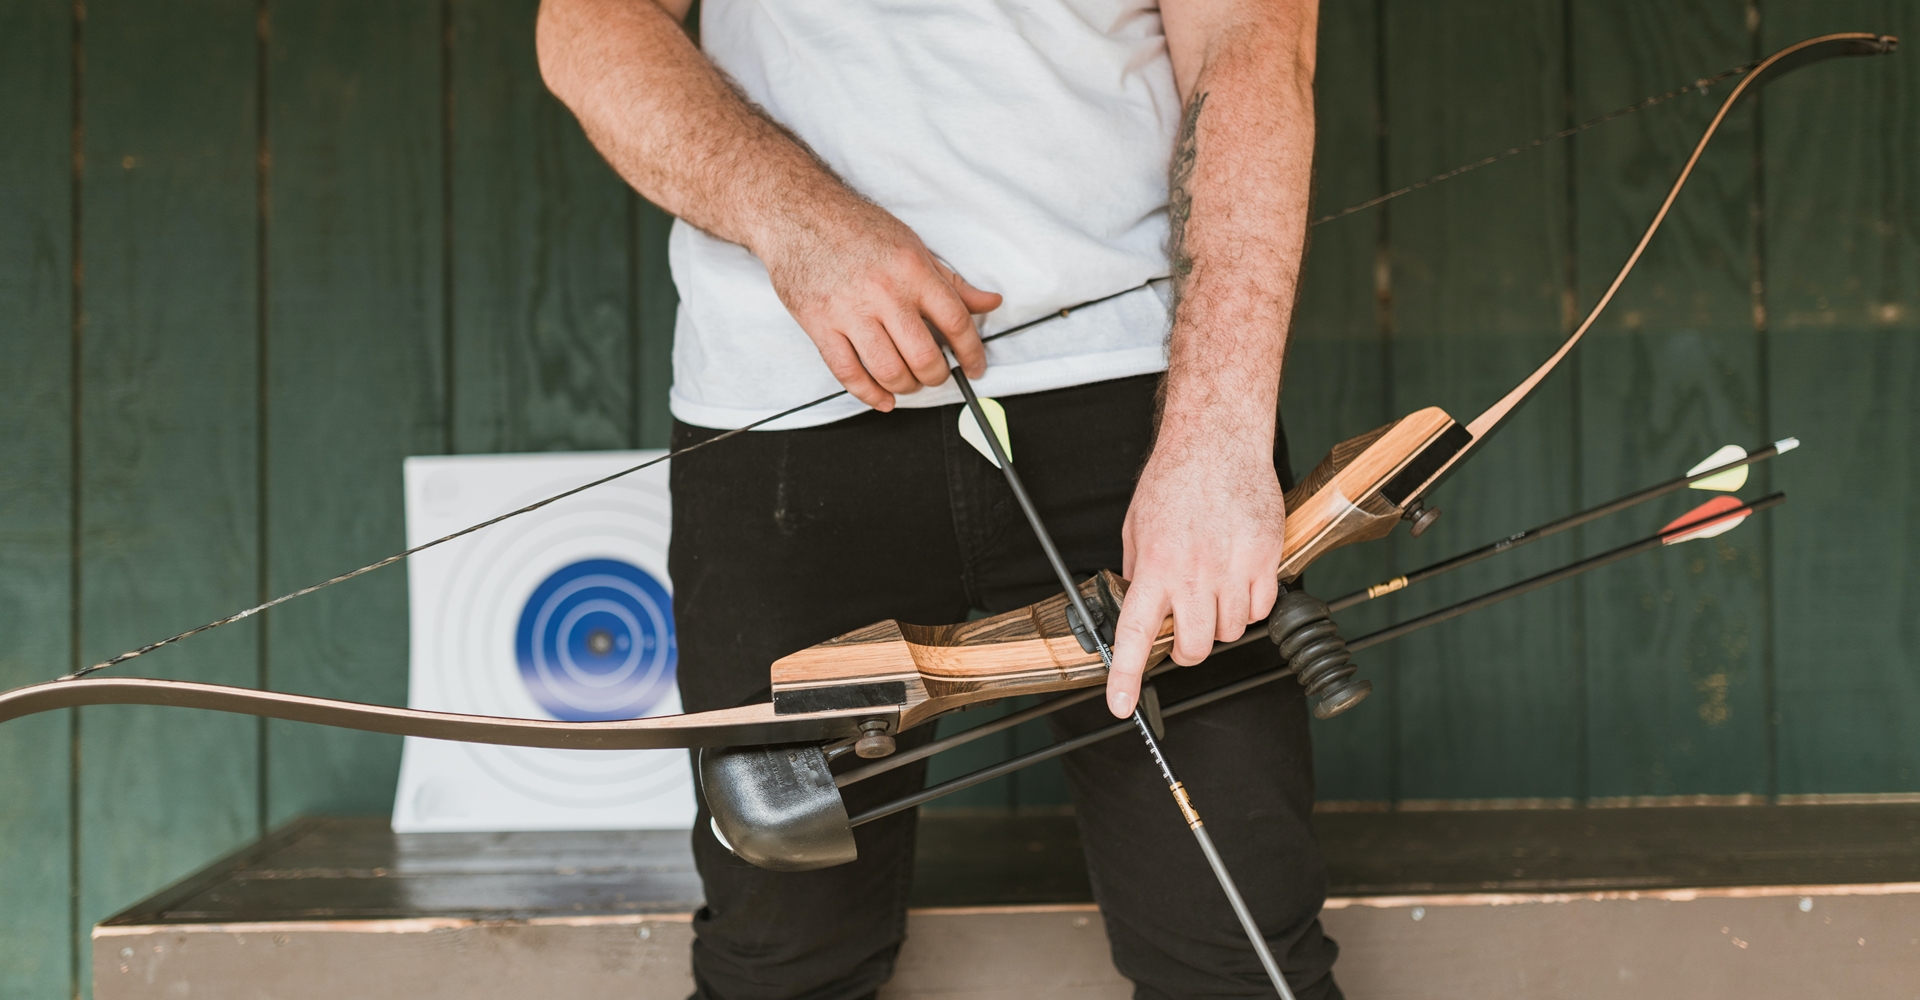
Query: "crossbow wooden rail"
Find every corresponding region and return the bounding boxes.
[0,30,1895,762]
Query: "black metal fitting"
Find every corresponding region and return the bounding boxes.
[853,719,897,759]
[1404,500,1443,537]
[1066,573,1122,654]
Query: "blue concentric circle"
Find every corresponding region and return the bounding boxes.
[515,558,677,722]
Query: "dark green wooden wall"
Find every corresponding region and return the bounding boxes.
[0,1,1913,996]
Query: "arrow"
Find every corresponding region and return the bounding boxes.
[851,493,1786,818]
[1328,437,1797,610]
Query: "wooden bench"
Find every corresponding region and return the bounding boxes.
[96,804,1920,998]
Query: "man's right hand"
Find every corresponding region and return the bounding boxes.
[760,197,1002,411]
[538,0,1000,409]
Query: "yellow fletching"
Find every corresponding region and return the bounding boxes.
[958,397,1012,468]
[1687,444,1749,492]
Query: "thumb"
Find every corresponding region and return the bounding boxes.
[948,271,1003,316]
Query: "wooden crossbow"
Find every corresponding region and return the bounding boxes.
[0,31,1895,785]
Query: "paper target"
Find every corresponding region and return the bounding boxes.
[392,450,696,832]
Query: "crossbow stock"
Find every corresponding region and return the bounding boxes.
[0,31,1896,830]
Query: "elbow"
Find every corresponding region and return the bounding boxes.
[534,0,580,101]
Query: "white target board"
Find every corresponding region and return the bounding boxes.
[392,450,696,832]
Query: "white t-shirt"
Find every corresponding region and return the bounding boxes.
[670,0,1181,430]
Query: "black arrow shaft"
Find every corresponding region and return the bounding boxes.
[852,493,1785,824]
[1328,443,1791,612]
[947,357,1296,1000]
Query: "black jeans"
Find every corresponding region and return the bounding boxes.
[669,374,1342,1000]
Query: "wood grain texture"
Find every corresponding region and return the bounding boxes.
[1572,0,1770,800]
[1278,406,1457,580]
[0,1,75,993]
[772,572,1172,731]
[89,811,1920,1000]
[449,0,636,454]
[263,0,446,823]
[768,399,1453,733]
[1288,0,1400,803]
[1763,1,1920,795]
[1378,0,1585,801]
[1284,422,1393,509]
[76,0,263,972]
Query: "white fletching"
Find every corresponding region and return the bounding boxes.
[1687,444,1750,492]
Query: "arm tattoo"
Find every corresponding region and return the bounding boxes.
[1167,91,1208,313]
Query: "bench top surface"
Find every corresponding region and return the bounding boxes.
[105,803,1920,926]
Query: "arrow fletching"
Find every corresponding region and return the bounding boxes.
[1687,436,1799,492]
[1688,444,1751,491]
[1661,495,1752,543]
[957,396,1012,468]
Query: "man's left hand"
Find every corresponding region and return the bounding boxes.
[1107,421,1285,718]
[1104,0,1316,718]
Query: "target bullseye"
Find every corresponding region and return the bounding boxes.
[515,558,677,722]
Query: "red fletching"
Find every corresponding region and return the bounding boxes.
[1660,495,1751,544]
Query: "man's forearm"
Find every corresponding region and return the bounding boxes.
[536,0,867,259]
[538,0,1001,405]
[1103,2,1316,703]
[1159,5,1318,458]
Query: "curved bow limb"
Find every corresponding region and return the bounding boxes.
[0,573,1162,750]
[1264,31,1897,579]
[0,676,888,749]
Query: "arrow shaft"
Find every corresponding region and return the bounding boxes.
[853,493,1786,821]
[1329,441,1790,612]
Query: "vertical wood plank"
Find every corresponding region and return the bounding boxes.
[0,1,75,994]
[262,0,446,823]
[919,697,1071,811]
[926,701,1021,810]
[1292,0,1398,803]
[1572,0,1770,800]
[450,0,635,454]
[1379,0,1583,801]
[635,199,678,449]
[77,0,262,966]
[1763,1,1919,794]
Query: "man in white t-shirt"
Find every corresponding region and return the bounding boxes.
[539,1,1340,997]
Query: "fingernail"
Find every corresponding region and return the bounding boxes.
[1110,691,1134,717]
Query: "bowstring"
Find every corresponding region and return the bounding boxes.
[1312,61,1754,226]
[68,286,1138,679]
[69,56,1761,680]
